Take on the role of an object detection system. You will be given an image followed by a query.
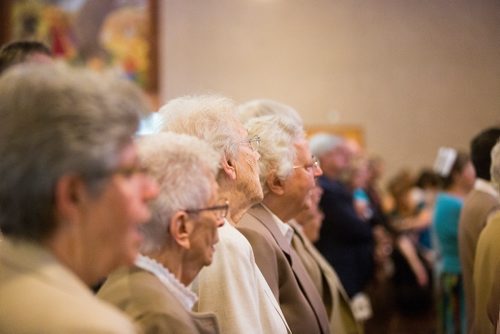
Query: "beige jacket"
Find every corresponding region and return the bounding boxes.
[290,220,363,334]
[0,238,136,333]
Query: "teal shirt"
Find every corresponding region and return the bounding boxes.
[433,192,464,274]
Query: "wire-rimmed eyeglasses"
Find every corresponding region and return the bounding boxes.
[185,199,230,220]
[237,135,261,152]
[293,156,320,173]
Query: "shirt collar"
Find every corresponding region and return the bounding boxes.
[260,203,294,245]
[135,254,197,310]
[474,179,499,199]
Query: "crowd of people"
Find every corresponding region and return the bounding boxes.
[0,39,499,334]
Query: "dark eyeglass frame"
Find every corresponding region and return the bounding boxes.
[293,156,320,172]
[185,199,230,219]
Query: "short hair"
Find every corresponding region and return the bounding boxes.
[238,99,303,127]
[470,127,500,180]
[157,95,243,161]
[0,63,146,241]
[244,115,304,194]
[308,133,345,158]
[137,132,220,253]
[0,40,52,73]
[490,141,500,192]
[441,151,471,189]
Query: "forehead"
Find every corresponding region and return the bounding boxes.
[294,139,311,161]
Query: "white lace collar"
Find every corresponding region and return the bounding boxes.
[135,254,197,310]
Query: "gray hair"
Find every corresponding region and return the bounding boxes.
[309,133,345,158]
[137,132,220,253]
[0,63,146,241]
[490,141,500,192]
[238,99,303,127]
[244,115,304,194]
[157,95,243,161]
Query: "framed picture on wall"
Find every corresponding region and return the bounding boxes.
[1,0,158,105]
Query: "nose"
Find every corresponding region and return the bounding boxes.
[313,164,323,178]
[216,216,225,227]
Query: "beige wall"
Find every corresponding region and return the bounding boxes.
[159,0,500,184]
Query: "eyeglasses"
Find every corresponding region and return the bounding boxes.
[185,199,230,220]
[293,156,320,173]
[237,135,261,152]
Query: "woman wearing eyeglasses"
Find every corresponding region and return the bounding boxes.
[98,132,226,334]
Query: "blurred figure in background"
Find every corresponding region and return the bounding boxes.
[98,133,224,333]
[0,40,52,74]
[473,140,500,334]
[0,63,157,333]
[310,133,374,322]
[457,127,500,334]
[433,148,475,334]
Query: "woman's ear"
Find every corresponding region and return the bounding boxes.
[169,211,192,249]
[221,152,237,180]
[266,170,285,195]
[54,173,87,225]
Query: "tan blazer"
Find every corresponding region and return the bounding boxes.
[0,238,136,333]
[458,186,500,333]
[289,220,363,334]
[98,266,219,334]
[473,211,500,334]
[239,204,330,334]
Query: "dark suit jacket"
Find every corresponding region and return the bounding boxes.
[239,204,330,334]
[97,266,219,334]
[315,176,374,297]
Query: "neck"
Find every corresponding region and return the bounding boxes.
[446,184,468,198]
[262,195,297,223]
[218,186,253,225]
[43,230,100,287]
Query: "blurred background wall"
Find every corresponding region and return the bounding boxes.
[159,0,500,184]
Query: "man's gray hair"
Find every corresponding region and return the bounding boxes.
[238,99,303,127]
[157,95,243,161]
[0,63,146,241]
[308,133,345,158]
[490,141,500,193]
[244,115,304,194]
[137,132,220,253]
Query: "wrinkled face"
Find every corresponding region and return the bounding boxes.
[186,177,225,268]
[320,144,351,177]
[283,139,323,216]
[79,142,159,274]
[234,125,264,206]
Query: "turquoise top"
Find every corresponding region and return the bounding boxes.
[433,192,463,274]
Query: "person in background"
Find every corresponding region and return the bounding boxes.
[157,95,290,334]
[473,140,500,334]
[433,148,476,334]
[0,63,158,333]
[310,133,375,318]
[98,133,224,333]
[0,40,52,73]
[237,114,330,334]
[457,127,500,334]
